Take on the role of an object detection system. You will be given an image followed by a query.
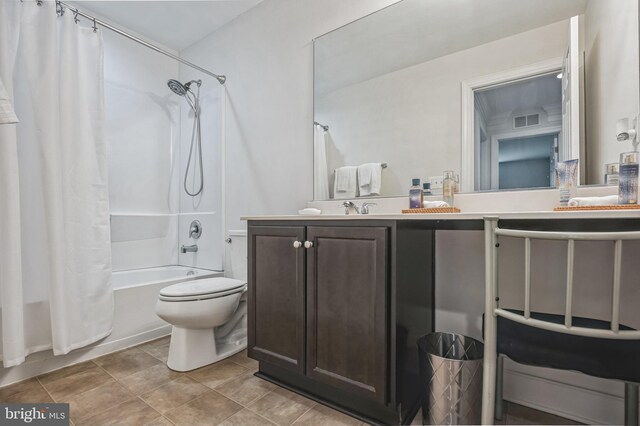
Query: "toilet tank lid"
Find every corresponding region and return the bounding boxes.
[160,277,246,298]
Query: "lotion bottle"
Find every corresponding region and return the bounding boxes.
[409,178,423,209]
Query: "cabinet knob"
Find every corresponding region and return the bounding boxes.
[304,241,314,249]
[293,241,302,249]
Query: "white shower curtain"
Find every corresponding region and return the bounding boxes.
[0,1,113,367]
[314,124,330,200]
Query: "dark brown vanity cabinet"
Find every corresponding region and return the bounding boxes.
[248,221,434,425]
[305,226,388,404]
[247,226,306,373]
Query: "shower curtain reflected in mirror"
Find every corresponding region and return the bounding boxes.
[314,124,330,200]
[0,1,113,367]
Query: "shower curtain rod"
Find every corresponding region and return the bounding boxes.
[314,121,329,131]
[56,1,226,84]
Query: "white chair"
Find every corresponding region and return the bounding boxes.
[481,216,640,425]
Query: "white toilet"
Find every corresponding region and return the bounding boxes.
[156,231,248,372]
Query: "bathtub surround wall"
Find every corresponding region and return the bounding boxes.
[176,71,224,271]
[0,1,113,367]
[104,20,181,271]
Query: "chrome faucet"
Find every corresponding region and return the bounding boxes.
[361,202,377,214]
[342,201,360,215]
[181,244,198,253]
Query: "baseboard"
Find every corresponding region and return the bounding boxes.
[0,325,171,387]
[504,366,633,425]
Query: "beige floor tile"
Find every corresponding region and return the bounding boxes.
[3,383,54,403]
[0,378,47,402]
[143,416,174,426]
[40,362,115,402]
[187,359,248,389]
[76,398,162,426]
[38,362,98,386]
[118,363,181,395]
[164,391,242,426]
[139,337,171,363]
[506,402,582,425]
[227,350,259,371]
[140,376,209,414]
[215,371,277,406]
[67,381,134,423]
[219,408,276,426]
[94,348,162,380]
[247,387,316,426]
[292,404,364,426]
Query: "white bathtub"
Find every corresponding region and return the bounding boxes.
[0,266,224,387]
[112,265,222,290]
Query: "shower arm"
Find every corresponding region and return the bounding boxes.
[56,1,226,85]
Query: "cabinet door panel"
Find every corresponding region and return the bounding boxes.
[248,226,305,373]
[306,226,388,404]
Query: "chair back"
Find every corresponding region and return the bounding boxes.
[484,216,640,340]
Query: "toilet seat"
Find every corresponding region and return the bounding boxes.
[159,277,246,302]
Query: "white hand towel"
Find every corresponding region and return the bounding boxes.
[358,163,383,196]
[0,77,18,125]
[423,201,450,208]
[567,195,618,207]
[334,166,358,199]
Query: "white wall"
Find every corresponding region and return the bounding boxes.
[315,21,568,198]
[584,0,640,183]
[174,0,636,423]
[104,28,181,271]
[180,0,401,232]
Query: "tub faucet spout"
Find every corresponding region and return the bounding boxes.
[181,244,198,253]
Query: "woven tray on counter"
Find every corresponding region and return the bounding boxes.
[553,204,640,211]
[402,207,461,214]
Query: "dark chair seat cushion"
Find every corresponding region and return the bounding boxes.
[491,310,640,383]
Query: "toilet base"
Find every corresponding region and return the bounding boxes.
[166,326,247,372]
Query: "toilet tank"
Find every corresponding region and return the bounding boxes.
[225,230,247,281]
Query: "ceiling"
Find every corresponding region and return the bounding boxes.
[72,0,262,51]
[476,73,562,119]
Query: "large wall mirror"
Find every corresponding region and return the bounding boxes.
[313,0,639,200]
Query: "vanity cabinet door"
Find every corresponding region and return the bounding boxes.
[305,226,388,404]
[248,226,306,374]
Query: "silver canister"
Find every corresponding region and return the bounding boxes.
[417,332,484,425]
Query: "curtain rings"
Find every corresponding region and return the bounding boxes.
[92,17,97,33]
[36,0,43,6]
[56,0,65,17]
[74,9,80,24]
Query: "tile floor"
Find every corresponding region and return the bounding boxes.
[0,337,581,425]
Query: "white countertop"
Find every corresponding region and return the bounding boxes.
[243,187,640,221]
[242,210,640,221]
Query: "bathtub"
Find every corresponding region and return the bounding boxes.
[112,265,222,290]
[110,266,223,345]
[0,265,224,387]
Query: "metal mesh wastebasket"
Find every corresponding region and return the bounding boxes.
[417,332,484,425]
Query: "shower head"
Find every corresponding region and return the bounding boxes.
[167,79,187,96]
[167,79,202,96]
